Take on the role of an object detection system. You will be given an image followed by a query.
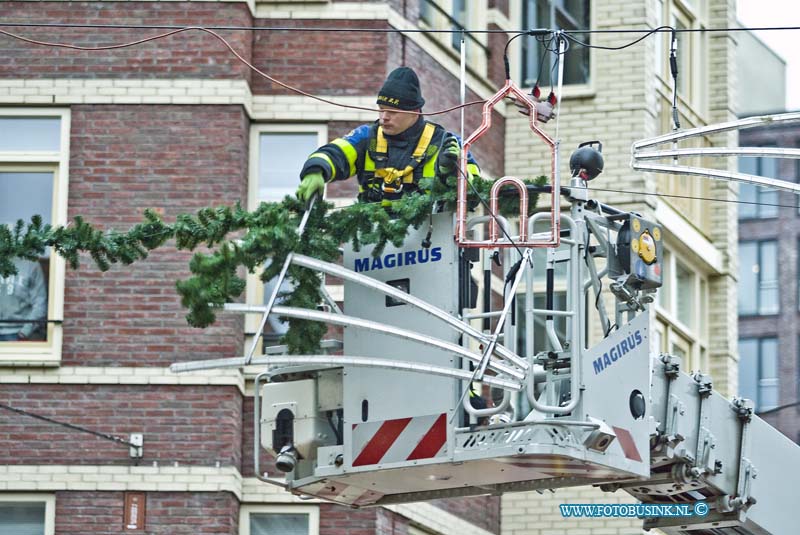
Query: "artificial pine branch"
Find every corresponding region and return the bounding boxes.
[1,176,547,352]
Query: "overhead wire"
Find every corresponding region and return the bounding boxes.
[0,25,486,118]
[562,25,674,51]
[0,19,797,204]
[584,186,800,210]
[1,21,799,34]
[2,21,799,119]
[0,401,138,449]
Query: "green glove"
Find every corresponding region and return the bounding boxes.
[436,137,461,181]
[297,172,325,203]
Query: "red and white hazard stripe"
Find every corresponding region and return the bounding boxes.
[352,413,447,467]
[611,425,642,462]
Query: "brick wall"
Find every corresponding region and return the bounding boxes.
[55,491,238,535]
[0,385,242,467]
[0,3,252,81]
[241,397,276,478]
[251,20,389,96]
[376,507,411,535]
[487,26,509,87]
[501,486,646,535]
[320,503,377,535]
[3,2,512,535]
[489,0,510,17]
[739,123,800,444]
[64,105,248,367]
[431,496,501,534]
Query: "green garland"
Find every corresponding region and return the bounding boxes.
[0,175,547,353]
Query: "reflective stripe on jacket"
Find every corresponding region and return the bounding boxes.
[300,119,480,203]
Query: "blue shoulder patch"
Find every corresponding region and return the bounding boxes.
[343,124,371,145]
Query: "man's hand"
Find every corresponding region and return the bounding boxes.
[436,137,461,181]
[296,172,325,203]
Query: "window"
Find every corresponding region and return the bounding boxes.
[521,0,590,87]
[739,337,779,412]
[450,0,468,50]
[0,109,70,366]
[419,0,434,24]
[246,125,327,342]
[654,1,708,116]
[655,247,708,373]
[738,155,778,219]
[671,12,691,97]
[738,240,778,315]
[251,126,326,203]
[0,495,55,535]
[240,505,319,535]
[674,260,693,326]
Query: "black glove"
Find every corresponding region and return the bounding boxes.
[436,136,461,182]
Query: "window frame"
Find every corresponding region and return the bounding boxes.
[247,124,328,210]
[655,245,709,373]
[515,0,593,92]
[654,0,708,120]
[245,124,328,349]
[738,149,779,220]
[239,504,319,535]
[0,493,56,535]
[0,108,70,366]
[417,0,489,78]
[738,239,779,316]
[739,336,779,412]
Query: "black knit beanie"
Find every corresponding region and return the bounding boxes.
[376,67,425,110]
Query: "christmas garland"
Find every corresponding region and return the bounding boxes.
[0,175,547,354]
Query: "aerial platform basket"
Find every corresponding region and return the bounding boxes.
[241,209,653,507]
[168,107,800,533]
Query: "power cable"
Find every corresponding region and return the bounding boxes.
[1,21,797,211]
[2,21,799,34]
[584,186,800,211]
[755,400,800,416]
[562,25,673,51]
[0,26,486,118]
[0,401,138,449]
[0,21,520,33]
[566,26,800,35]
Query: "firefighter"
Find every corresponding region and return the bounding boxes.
[296,67,480,206]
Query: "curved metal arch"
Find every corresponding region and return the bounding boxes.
[632,111,800,195]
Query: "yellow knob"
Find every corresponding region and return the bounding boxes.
[638,230,657,264]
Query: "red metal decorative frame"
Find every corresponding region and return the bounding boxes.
[456,79,560,249]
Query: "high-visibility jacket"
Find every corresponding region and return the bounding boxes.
[300,118,480,204]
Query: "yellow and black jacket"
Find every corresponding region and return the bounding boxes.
[300,118,480,204]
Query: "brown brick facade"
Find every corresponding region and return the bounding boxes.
[2,2,503,534]
[55,492,239,535]
[738,123,800,445]
[0,385,243,467]
[0,3,253,81]
[64,105,249,367]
